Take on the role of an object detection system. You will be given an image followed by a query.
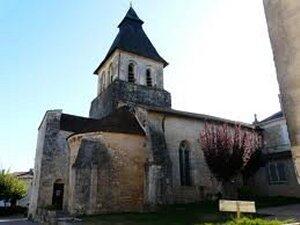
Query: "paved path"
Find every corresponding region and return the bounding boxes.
[258,204,300,221]
[0,218,36,225]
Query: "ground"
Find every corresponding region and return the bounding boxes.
[258,204,300,221]
[80,202,300,225]
[1,198,300,225]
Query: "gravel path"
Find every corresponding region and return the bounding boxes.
[258,204,300,221]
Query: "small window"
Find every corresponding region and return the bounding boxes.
[268,161,288,184]
[179,141,191,186]
[146,69,152,87]
[128,63,135,83]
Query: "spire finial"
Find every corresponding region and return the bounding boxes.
[130,0,133,7]
[253,113,258,124]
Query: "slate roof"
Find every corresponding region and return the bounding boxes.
[94,7,168,74]
[260,111,283,123]
[60,106,145,136]
[139,105,256,130]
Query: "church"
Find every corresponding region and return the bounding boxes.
[28,7,299,219]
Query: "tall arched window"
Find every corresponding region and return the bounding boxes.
[128,63,135,83]
[179,141,191,186]
[101,71,105,91]
[146,69,152,87]
[109,63,114,83]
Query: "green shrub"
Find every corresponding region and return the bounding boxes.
[201,217,286,225]
[238,186,256,200]
[0,169,27,206]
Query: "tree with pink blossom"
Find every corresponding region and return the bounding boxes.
[200,123,262,197]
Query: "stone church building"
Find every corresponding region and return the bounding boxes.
[28,7,300,219]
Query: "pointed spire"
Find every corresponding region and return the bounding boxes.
[94,6,168,74]
[118,6,144,27]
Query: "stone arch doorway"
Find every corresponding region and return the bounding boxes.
[52,179,64,210]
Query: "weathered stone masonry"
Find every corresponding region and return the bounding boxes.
[29,6,266,221]
[90,80,171,119]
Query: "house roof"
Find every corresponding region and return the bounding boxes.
[12,170,34,179]
[260,111,283,123]
[140,105,256,130]
[94,7,168,74]
[61,106,145,136]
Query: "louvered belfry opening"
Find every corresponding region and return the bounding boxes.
[146,69,152,87]
[128,63,135,83]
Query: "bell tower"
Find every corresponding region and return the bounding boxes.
[89,7,171,119]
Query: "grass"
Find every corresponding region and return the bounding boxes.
[82,201,225,225]
[201,217,288,225]
[81,202,264,225]
[80,197,300,225]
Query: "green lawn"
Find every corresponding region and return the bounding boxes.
[81,197,300,225]
[82,202,228,225]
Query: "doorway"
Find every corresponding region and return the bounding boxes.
[52,180,64,210]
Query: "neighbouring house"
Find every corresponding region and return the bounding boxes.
[251,112,300,197]
[13,169,34,208]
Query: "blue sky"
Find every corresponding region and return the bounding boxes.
[0,0,279,171]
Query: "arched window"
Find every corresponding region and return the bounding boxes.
[128,63,135,83]
[179,141,191,186]
[109,63,114,83]
[101,71,105,91]
[146,69,152,87]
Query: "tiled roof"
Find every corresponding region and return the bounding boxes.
[60,106,145,136]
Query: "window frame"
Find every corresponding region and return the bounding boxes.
[267,161,288,185]
[179,141,192,186]
[128,63,135,83]
[146,68,153,87]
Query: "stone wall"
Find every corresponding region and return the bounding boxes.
[118,51,164,89]
[67,132,147,215]
[145,111,173,206]
[89,80,171,119]
[264,0,300,183]
[147,111,221,204]
[29,110,71,219]
[96,51,119,95]
[96,50,165,95]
